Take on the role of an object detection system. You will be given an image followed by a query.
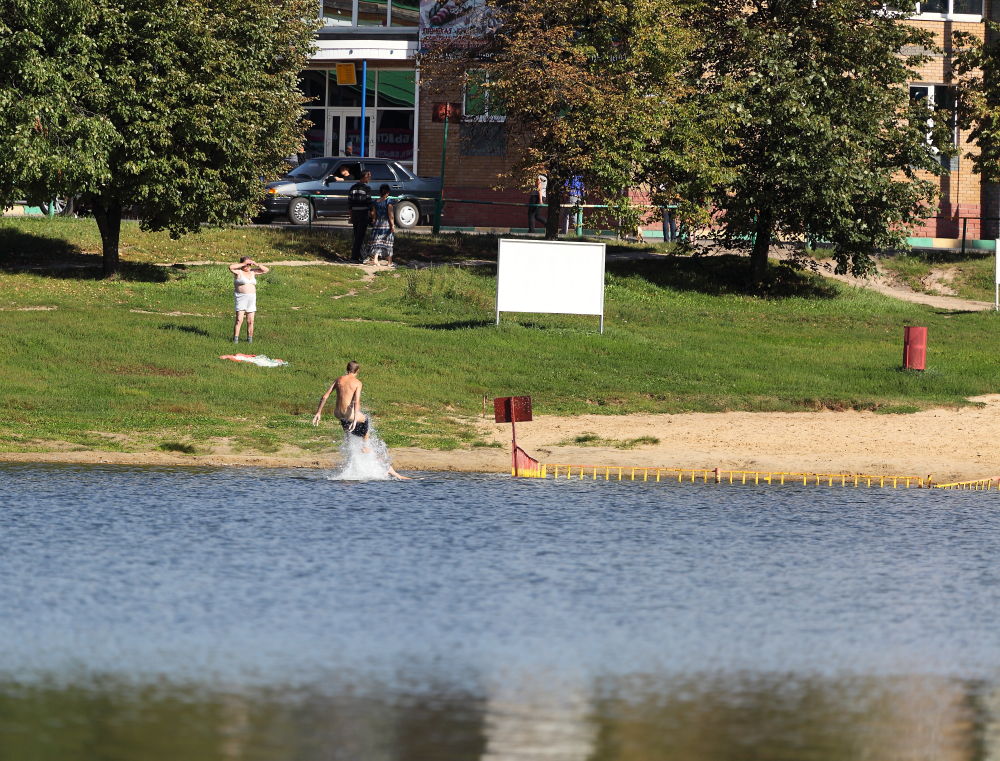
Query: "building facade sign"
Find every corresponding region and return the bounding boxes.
[419,0,499,42]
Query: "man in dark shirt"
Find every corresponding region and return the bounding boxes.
[348,171,373,262]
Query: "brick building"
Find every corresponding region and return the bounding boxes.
[298,0,999,242]
[297,0,524,230]
[900,1,997,246]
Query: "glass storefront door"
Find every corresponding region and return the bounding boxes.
[325,110,373,157]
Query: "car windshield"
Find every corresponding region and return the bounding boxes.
[285,159,336,181]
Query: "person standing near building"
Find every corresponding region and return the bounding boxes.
[661,192,679,244]
[528,172,547,233]
[349,171,374,262]
[365,184,396,266]
[657,186,680,244]
[661,206,678,243]
[562,175,584,235]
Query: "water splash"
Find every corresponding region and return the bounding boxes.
[328,414,394,481]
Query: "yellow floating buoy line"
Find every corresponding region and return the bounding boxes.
[934,478,997,491]
[513,464,999,491]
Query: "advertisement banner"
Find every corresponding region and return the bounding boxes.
[419,0,498,44]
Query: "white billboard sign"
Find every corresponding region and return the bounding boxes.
[496,239,606,332]
[995,238,999,311]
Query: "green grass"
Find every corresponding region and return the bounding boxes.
[2,217,999,456]
[879,248,996,302]
[565,433,662,449]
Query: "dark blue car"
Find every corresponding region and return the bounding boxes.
[260,157,441,228]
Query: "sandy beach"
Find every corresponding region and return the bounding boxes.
[3,396,998,483]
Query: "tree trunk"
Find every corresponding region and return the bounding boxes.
[93,200,123,277]
[545,182,563,240]
[749,209,773,286]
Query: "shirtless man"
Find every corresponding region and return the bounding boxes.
[311,362,410,479]
[313,360,369,444]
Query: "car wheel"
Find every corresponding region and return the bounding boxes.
[394,200,420,229]
[39,198,73,216]
[287,197,312,225]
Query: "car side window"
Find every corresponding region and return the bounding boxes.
[290,159,335,180]
[327,162,361,183]
[365,163,396,182]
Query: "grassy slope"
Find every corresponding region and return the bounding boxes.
[2,217,999,456]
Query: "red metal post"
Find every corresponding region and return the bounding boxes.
[903,326,927,370]
[493,396,532,477]
[511,405,518,477]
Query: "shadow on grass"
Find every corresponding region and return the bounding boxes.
[393,231,661,265]
[607,254,839,299]
[414,319,496,330]
[396,231,505,263]
[0,228,167,282]
[897,247,992,264]
[259,225,352,262]
[158,323,211,336]
[391,232,833,299]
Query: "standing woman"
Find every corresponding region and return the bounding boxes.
[365,184,396,266]
[229,257,270,343]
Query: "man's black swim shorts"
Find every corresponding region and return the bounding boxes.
[340,416,370,438]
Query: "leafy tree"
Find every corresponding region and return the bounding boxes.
[0,0,317,276]
[689,0,951,284]
[420,0,714,240]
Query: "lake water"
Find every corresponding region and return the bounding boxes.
[3,463,1000,760]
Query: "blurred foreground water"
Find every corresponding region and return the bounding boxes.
[3,463,1000,760]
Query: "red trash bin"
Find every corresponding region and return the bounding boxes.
[903,326,927,370]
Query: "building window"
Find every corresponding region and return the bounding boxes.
[319,0,419,27]
[910,84,958,170]
[459,122,506,156]
[327,67,376,107]
[889,1,982,18]
[321,0,353,26]
[464,71,506,122]
[303,108,327,159]
[376,110,414,163]
[391,0,420,26]
[377,70,415,108]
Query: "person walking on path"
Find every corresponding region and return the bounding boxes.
[229,257,269,343]
[349,171,374,262]
[528,173,547,233]
[365,184,396,266]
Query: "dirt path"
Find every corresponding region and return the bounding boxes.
[824,265,993,312]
